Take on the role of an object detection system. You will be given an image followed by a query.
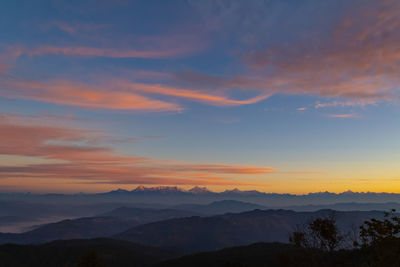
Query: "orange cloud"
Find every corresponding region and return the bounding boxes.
[1,80,182,112]
[179,164,275,174]
[1,78,270,111]
[0,114,274,188]
[120,82,271,106]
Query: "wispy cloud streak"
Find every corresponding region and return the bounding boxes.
[0,78,271,111]
[328,114,359,118]
[0,114,274,187]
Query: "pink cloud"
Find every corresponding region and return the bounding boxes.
[1,80,182,112]
[174,1,400,107]
[328,114,359,118]
[315,100,377,109]
[241,1,400,102]
[1,78,272,111]
[119,81,272,106]
[27,45,192,59]
[0,62,9,73]
[0,114,274,187]
[39,21,108,35]
[20,30,208,59]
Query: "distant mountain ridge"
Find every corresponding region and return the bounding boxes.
[115,209,387,253]
[100,186,271,196]
[100,186,400,197]
[173,200,267,215]
[4,186,400,203]
[2,187,400,213]
[0,207,199,245]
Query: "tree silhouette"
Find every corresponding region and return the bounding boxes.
[358,209,400,247]
[289,214,343,251]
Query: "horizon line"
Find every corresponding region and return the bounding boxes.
[1,185,400,196]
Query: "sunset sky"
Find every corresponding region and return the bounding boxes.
[0,0,399,194]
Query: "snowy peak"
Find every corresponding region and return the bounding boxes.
[131,186,184,193]
[188,186,211,194]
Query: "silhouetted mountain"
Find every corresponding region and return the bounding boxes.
[188,186,212,194]
[116,209,386,254]
[4,187,400,208]
[0,238,175,267]
[103,186,188,195]
[173,200,267,215]
[98,206,201,219]
[2,187,400,234]
[156,242,298,267]
[0,207,199,245]
[0,217,138,245]
[0,199,166,233]
[286,202,400,212]
[156,241,397,267]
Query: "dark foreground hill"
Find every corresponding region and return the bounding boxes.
[156,242,298,267]
[0,207,198,245]
[116,209,386,253]
[2,239,398,267]
[156,241,400,267]
[0,238,175,267]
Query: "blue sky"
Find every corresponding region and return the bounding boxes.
[0,0,399,193]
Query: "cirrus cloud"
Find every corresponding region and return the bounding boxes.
[174,0,400,108]
[328,114,359,119]
[0,114,275,188]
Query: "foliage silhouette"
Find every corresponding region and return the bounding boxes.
[289,213,343,251]
[358,208,400,247]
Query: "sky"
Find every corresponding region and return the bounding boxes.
[0,0,399,194]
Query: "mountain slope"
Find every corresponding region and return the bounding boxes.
[115,209,386,254]
[0,217,137,245]
[156,241,386,267]
[0,207,200,245]
[99,206,200,218]
[156,242,298,267]
[173,200,267,215]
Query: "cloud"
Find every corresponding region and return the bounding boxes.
[0,62,9,73]
[315,100,377,109]
[5,1,397,114]
[0,78,272,111]
[175,1,400,107]
[0,80,182,112]
[241,0,400,102]
[119,81,271,106]
[328,114,359,118]
[27,45,193,59]
[0,114,274,187]
[18,28,207,59]
[296,107,307,111]
[39,21,108,35]
[169,164,275,175]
